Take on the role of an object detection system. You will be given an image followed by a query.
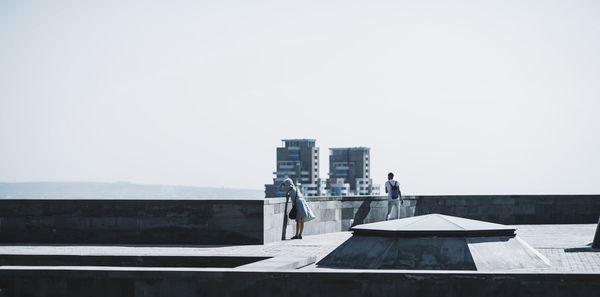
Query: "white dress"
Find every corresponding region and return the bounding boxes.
[288,187,316,222]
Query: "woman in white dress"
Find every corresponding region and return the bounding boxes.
[280,178,316,239]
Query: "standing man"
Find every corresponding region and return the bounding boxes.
[385,172,403,220]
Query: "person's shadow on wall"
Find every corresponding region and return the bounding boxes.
[351,198,373,227]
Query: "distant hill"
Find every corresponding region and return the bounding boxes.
[0,182,264,199]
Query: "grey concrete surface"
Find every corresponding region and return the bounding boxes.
[467,237,550,271]
[514,224,600,273]
[0,254,269,268]
[264,197,344,243]
[414,195,600,224]
[351,214,516,237]
[0,231,351,267]
[0,225,597,273]
[2,196,600,296]
[236,255,316,271]
[0,199,264,245]
[0,225,599,296]
[2,267,600,297]
[318,236,477,270]
[270,195,600,243]
[318,216,548,271]
[319,235,551,271]
[2,195,599,246]
[264,196,417,243]
[515,224,595,248]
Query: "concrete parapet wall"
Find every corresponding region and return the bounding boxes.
[0,199,264,245]
[1,269,599,297]
[265,194,600,242]
[414,195,600,224]
[2,195,600,245]
[263,197,343,242]
[339,196,416,230]
[263,196,416,243]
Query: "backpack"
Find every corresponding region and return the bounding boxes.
[389,181,400,199]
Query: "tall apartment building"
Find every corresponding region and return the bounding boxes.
[326,147,380,196]
[264,139,325,198]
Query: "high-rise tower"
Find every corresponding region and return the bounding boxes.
[264,139,324,198]
[326,147,379,196]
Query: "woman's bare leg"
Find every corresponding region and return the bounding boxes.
[295,219,300,237]
[299,218,305,236]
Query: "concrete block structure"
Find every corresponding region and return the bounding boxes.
[2,195,600,296]
[3,195,600,245]
[0,199,265,245]
[319,214,550,270]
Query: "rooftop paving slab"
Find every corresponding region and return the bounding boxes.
[0,225,598,273]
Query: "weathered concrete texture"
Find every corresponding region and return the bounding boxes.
[2,195,600,245]
[467,237,550,271]
[319,215,549,271]
[1,269,600,297]
[0,254,313,271]
[340,196,416,230]
[264,197,344,243]
[0,199,264,245]
[0,225,596,273]
[414,195,600,224]
[318,235,549,271]
[264,196,417,243]
[0,231,352,269]
[318,236,476,270]
[0,255,269,268]
[236,255,316,271]
[515,224,596,249]
[351,214,515,237]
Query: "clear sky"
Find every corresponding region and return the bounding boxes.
[1,0,599,194]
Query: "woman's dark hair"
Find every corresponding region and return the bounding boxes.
[388,172,394,178]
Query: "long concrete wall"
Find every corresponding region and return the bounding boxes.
[414,195,600,224]
[0,199,264,245]
[264,194,600,243]
[1,269,599,297]
[2,195,600,245]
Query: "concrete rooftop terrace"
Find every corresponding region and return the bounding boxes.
[2,195,600,296]
[1,224,598,273]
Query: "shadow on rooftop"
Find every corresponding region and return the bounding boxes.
[564,245,600,253]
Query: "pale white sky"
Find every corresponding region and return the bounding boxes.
[1,0,599,194]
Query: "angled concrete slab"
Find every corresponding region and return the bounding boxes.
[351,213,516,237]
[318,214,549,271]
